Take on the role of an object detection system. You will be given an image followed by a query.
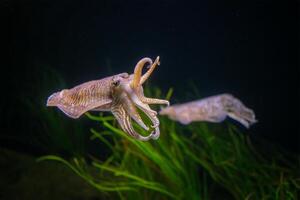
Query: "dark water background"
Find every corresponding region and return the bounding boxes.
[3,0,299,155]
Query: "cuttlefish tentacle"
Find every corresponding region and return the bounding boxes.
[140,56,160,85]
[124,89,160,129]
[141,98,170,106]
[127,56,169,132]
[132,56,170,106]
[136,85,170,106]
[139,92,170,105]
[111,103,152,141]
[121,93,149,131]
[131,95,160,129]
[131,57,153,90]
[129,57,160,114]
[124,114,156,141]
[131,91,157,113]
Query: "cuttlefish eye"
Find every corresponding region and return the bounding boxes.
[112,79,120,87]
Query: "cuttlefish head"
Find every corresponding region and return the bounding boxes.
[109,56,168,141]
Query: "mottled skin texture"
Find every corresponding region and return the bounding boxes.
[159,94,257,128]
[47,57,169,141]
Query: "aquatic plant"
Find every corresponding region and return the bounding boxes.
[22,65,87,156]
[39,87,300,199]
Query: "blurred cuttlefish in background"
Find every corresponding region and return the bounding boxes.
[159,94,257,128]
[47,56,169,141]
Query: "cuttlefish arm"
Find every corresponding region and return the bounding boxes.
[114,58,166,139]
[131,56,170,106]
[120,92,149,131]
[111,103,153,141]
[127,56,169,132]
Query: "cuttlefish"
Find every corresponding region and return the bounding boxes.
[47,56,169,141]
[159,94,257,128]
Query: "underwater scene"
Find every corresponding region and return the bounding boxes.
[4,0,299,199]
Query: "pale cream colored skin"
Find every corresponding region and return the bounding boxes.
[159,94,257,128]
[47,57,169,141]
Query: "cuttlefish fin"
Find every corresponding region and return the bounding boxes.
[47,91,112,118]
